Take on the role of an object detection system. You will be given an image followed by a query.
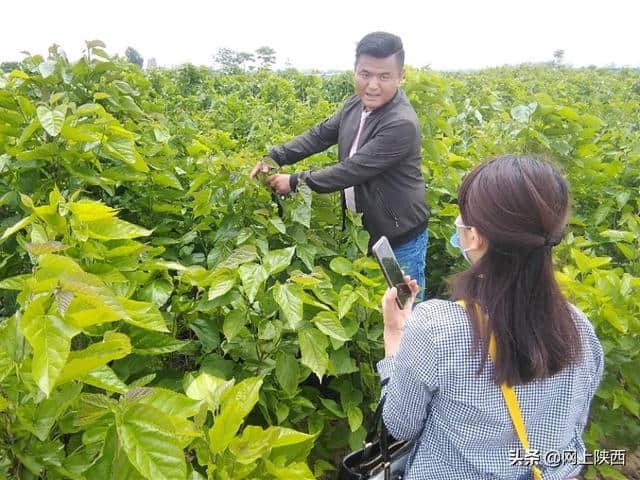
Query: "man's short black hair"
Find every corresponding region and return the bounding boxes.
[355,32,404,70]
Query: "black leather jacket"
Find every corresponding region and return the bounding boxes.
[268,89,429,249]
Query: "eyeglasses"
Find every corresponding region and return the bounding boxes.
[454,219,472,230]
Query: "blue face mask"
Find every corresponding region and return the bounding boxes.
[450,230,472,264]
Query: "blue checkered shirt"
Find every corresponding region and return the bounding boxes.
[377,299,604,479]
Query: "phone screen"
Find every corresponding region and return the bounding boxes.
[372,236,412,308]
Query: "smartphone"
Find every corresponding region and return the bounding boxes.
[371,235,412,309]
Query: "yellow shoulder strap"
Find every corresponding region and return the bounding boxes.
[456,301,543,480]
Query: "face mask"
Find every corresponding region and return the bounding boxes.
[450,230,472,264]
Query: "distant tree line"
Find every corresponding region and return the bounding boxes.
[213,46,277,72]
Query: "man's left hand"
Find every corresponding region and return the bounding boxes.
[267,174,291,195]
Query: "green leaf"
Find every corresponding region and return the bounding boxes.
[69,199,118,221]
[60,124,100,142]
[329,346,358,375]
[510,102,536,123]
[85,426,145,479]
[273,282,304,329]
[602,305,628,334]
[275,352,299,395]
[217,244,258,269]
[187,317,219,352]
[119,96,143,114]
[151,171,183,190]
[138,388,202,418]
[0,273,30,291]
[296,244,316,271]
[329,257,352,275]
[270,217,287,234]
[18,383,82,441]
[37,104,67,137]
[238,262,268,303]
[128,327,190,355]
[116,403,187,480]
[84,365,128,393]
[17,118,41,146]
[27,241,66,256]
[0,315,23,367]
[614,389,640,418]
[1,215,33,240]
[346,405,363,432]
[264,246,296,275]
[223,309,247,340]
[338,285,359,319]
[269,426,314,447]
[0,348,11,383]
[104,135,136,164]
[185,372,234,412]
[616,243,637,261]
[300,289,331,311]
[153,127,170,142]
[292,184,312,228]
[76,102,105,116]
[209,377,263,454]
[571,248,611,272]
[207,269,236,300]
[581,114,604,129]
[264,459,315,480]
[319,397,345,417]
[298,327,329,380]
[228,425,275,464]
[87,218,153,240]
[312,311,349,341]
[139,278,173,307]
[38,60,57,78]
[600,230,634,243]
[20,296,79,395]
[56,331,131,385]
[119,298,168,332]
[356,230,370,254]
[37,253,84,278]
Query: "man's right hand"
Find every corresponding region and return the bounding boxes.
[250,157,278,178]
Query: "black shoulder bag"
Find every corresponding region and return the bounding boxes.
[339,380,414,480]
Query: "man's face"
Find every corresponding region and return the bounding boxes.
[354,54,404,111]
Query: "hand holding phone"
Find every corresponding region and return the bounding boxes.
[372,236,413,309]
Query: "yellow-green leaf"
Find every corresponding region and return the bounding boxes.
[312,311,349,342]
[36,104,67,137]
[20,296,79,395]
[70,199,119,221]
[298,327,329,381]
[56,332,131,385]
[87,218,152,240]
[1,215,33,240]
[116,403,187,480]
[185,373,234,412]
[209,377,262,455]
[207,269,236,300]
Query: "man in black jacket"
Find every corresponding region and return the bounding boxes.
[250,32,429,300]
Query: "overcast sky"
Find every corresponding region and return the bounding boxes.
[2,0,639,71]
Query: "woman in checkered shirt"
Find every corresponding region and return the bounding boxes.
[378,155,604,479]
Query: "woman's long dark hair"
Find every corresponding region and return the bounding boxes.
[451,155,582,386]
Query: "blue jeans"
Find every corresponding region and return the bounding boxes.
[392,229,428,302]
